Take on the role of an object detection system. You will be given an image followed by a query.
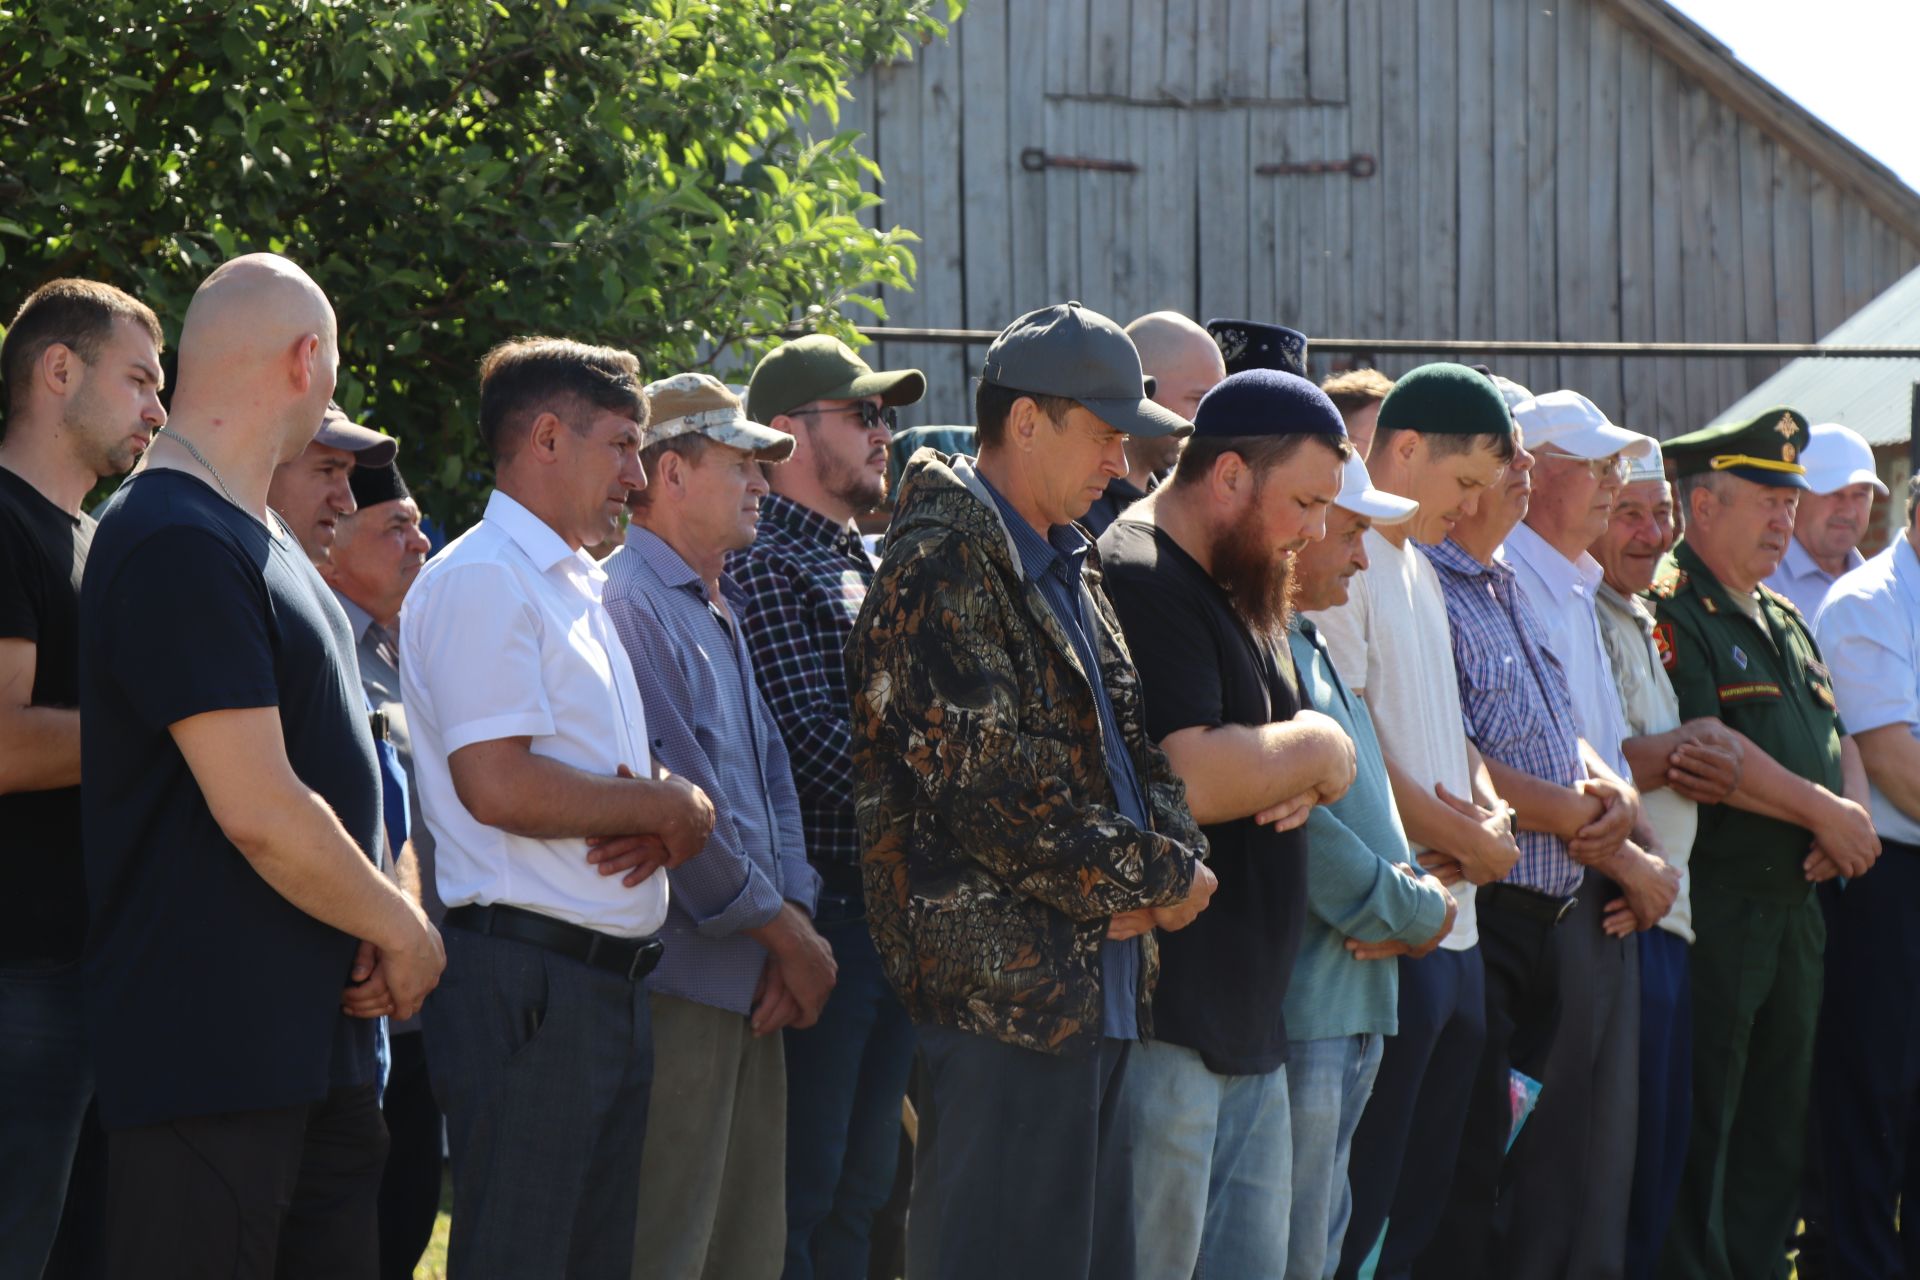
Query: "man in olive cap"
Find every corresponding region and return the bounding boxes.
[847,301,1216,1280]
[734,335,925,1279]
[1653,408,1881,1280]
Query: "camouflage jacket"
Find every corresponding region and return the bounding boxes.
[846,449,1206,1054]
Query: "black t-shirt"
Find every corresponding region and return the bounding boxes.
[1097,517,1308,1076]
[80,469,382,1129]
[0,465,92,966]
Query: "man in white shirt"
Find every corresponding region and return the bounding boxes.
[1765,422,1887,619]
[1500,391,1679,1279]
[401,337,716,1280]
[1310,363,1521,1279]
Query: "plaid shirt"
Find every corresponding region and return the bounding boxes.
[730,493,874,884]
[1422,537,1585,897]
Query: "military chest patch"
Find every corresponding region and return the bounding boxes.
[1718,681,1783,704]
[1654,622,1677,670]
[1731,644,1749,669]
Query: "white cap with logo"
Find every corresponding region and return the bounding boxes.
[1799,422,1887,496]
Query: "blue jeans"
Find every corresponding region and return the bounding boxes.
[0,965,96,1280]
[1288,1034,1385,1280]
[1122,1038,1293,1278]
[783,897,916,1280]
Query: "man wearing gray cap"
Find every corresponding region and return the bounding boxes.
[1764,421,1887,620]
[604,373,828,1280]
[847,301,1216,1280]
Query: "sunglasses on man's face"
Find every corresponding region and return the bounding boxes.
[790,402,899,433]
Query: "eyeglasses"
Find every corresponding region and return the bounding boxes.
[1538,449,1629,482]
[789,402,899,434]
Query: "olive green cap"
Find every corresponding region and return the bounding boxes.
[1374,362,1514,438]
[1663,408,1811,490]
[746,334,925,426]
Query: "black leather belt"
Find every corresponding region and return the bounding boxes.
[445,903,664,983]
[1478,882,1579,927]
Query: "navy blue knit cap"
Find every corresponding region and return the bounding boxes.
[1191,368,1349,440]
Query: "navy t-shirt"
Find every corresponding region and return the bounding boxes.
[80,469,381,1129]
[1097,517,1309,1076]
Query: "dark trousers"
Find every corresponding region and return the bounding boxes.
[0,965,100,1280]
[104,1083,388,1280]
[1502,876,1640,1280]
[1629,928,1693,1280]
[1416,890,1566,1280]
[377,1030,442,1280]
[424,926,653,1280]
[783,898,917,1280]
[907,1025,1133,1280]
[1816,840,1920,1277]
[1338,945,1487,1280]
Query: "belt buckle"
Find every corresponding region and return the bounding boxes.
[627,939,661,983]
[1553,895,1579,926]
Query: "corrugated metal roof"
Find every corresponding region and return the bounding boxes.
[1714,266,1920,446]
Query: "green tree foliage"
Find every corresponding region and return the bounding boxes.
[0,0,952,527]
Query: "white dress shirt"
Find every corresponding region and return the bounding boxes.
[1501,521,1635,780]
[400,490,667,937]
[1765,536,1864,623]
[1816,530,1920,846]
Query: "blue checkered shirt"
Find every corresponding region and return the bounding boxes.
[1422,537,1585,897]
[728,494,873,887]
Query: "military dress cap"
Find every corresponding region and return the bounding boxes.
[644,372,796,462]
[981,301,1193,438]
[1191,368,1348,439]
[315,402,398,467]
[348,458,411,509]
[1374,362,1516,438]
[1799,422,1887,496]
[746,333,926,426]
[1663,408,1811,490]
[1204,318,1310,377]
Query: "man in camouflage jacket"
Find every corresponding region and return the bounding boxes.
[846,302,1211,1280]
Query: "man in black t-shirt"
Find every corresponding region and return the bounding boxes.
[0,277,166,1278]
[1099,368,1355,1277]
[80,254,443,1280]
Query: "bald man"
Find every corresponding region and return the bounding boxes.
[1080,311,1225,537]
[80,254,444,1279]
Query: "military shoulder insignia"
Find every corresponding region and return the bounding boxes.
[1760,584,1800,615]
[1702,596,1718,614]
[1654,621,1677,670]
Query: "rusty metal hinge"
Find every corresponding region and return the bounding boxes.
[1019,147,1139,174]
[1255,153,1377,178]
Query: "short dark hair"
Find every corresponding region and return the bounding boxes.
[973,379,1077,448]
[477,336,648,463]
[628,432,714,512]
[1172,431,1350,489]
[1,278,163,429]
[1372,423,1516,464]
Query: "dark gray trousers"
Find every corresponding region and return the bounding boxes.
[424,927,654,1280]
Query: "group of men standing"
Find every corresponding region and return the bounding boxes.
[3,249,1920,1280]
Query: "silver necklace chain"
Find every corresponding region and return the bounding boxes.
[158,424,241,507]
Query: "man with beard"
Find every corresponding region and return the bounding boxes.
[731,334,927,1280]
[1495,393,1679,1279]
[1284,451,1458,1280]
[1418,412,1670,1280]
[0,278,165,1277]
[315,453,445,1280]
[1079,311,1224,537]
[1098,369,1357,1277]
[1310,364,1522,1280]
[1764,422,1886,619]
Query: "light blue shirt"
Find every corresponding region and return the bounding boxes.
[1814,530,1920,845]
[1767,536,1864,623]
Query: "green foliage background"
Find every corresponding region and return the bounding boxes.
[0,0,954,529]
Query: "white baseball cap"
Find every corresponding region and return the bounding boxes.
[1624,436,1666,484]
[1799,422,1887,496]
[1492,376,1533,412]
[1513,390,1655,461]
[1334,452,1418,524]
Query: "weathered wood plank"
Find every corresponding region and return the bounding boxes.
[1554,0,1589,395]
[1048,0,1090,97]
[1735,119,1778,393]
[1131,0,1168,99]
[1307,0,1346,103]
[1585,11,1623,419]
[1841,200,1874,314]
[1524,0,1558,391]
[1704,96,1746,413]
[1456,0,1495,343]
[1295,108,1338,336]
[1271,0,1309,100]
[1319,105,1354,345]
[1872,217,1901,300]
[1225,0,1269,100]
[1345,0,1385,343]
[1416,0,1458,345]
[1089,0,1131,97]
[915,33,969,416]
[1163,0,1199,101]
[1617,31,1656,432]
[961,0,1013,338]
[1105,104,1147,323]
[1077,102,1123,314]
[1677,82,1720,431]
[1770,151,1814,344]
[1043,96,1082,305]
[1648,52,1687,436]
[1248,105,1283,324]
[1196,107,1252,320]
[1810,171,1845,336]
[1006,0,1050,314]
[1195,0,1229,102]
[1273,108,1307,325]
[1142,105,1200,316]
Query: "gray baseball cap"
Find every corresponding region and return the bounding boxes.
[316,402,397,466]
[980,302,1193,439]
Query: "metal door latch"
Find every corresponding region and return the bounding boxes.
[1019,147,1139,174]
[1255,153,1377,178]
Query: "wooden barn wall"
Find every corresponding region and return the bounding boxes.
[829,0,1920,439]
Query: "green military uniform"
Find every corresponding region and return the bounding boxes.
[1652,409,1843,1280]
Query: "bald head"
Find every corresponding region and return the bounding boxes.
[173,254,339,461]
[1125,311,1226,424]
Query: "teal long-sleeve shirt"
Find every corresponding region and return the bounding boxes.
[1284,618,1453,1042]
